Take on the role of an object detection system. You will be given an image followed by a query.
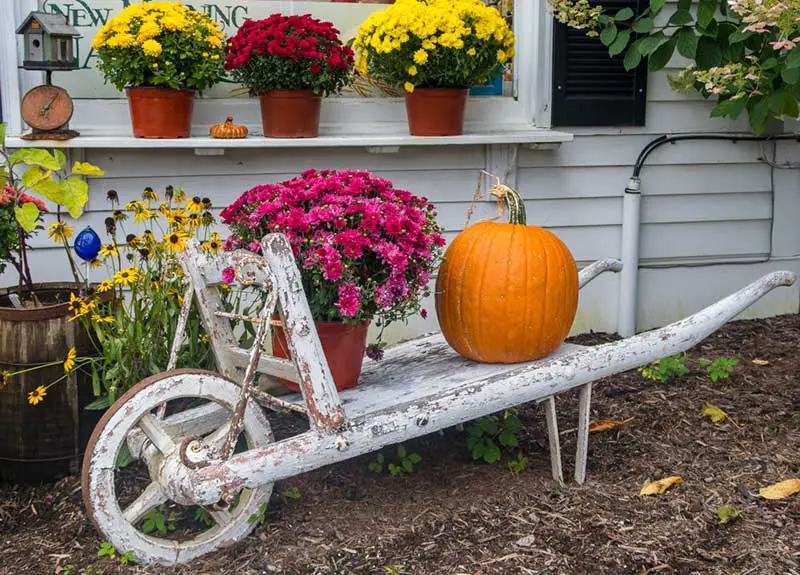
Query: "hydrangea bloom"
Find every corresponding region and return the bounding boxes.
[221,170,445,328]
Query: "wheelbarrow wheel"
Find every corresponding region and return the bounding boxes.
[82,369,274,565]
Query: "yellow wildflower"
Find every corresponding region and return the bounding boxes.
[404,81,415,93]
[28,386,47,406]
[201,232,222,254]
[142,187,159,202]
[99,243,119,257]
[48,222,74,245]
[202,52,209,57]
[164,231,190,253]
[113,267,140,286]
[92,315,115,324]
[185,196,204,213]
[1,370,10,386]
[63,347,77,373]
[89,258,102,269]
[96,280,114,293]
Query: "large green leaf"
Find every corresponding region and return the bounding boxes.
[632,18,655,33]
[609,29,631,57]
[711,96,748,119]
[668,9,693,25]
[72,161,105,176]
[638,32,665,55]
[769,88,799,118]
[624,44,644,70]
[728,28,754,44]
[8,148,61,171]
[786,47,800,70]
[782,66,800,85]
[696,0,717,29]
[695,37,722,68]
[677,0,692,9]
[600,24,618,47]
[676,28,698,59]
[648,37,677,71]
[21,167,63,203]
[59,176,89,219]
[650,0,666,13]
[615,7,634,21]
[14,202,40,233]
[747,96,771,134]
[54,150,67,170]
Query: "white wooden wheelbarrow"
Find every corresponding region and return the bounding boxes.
[81,233,796,565]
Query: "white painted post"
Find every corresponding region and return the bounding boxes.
[260,234,346,433]
[574,383,592,484]
[543,397,564,485]
[618,177,642,337]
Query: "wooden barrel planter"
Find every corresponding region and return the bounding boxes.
[0,284,102,485]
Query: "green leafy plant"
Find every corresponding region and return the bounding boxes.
[0,123,104,296]
[97,541,135,565]
[248,502,269,525]
[194,506,214,528]
[717,504,743,524]
[369,445,422,476]
[140,506,176,535]
[508,452,528,473]
[550,0,800,133]
[282,486,302,500]
[638,353,690,383]
[699,357,739,382]
[466,408,522,464]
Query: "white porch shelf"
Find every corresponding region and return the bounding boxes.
[6,124,573,153]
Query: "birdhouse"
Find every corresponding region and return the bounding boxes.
[15,12,81,71]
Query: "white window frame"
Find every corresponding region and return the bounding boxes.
[1,0,563,147]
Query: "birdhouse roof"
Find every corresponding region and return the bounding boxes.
[16,12,81,37]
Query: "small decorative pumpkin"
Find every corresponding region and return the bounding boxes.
[435,177,579,364]
[209,116,249,139]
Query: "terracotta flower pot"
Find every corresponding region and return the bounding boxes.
[259,90,321,138]
[405,88,468,136]
[272,320,369,392]
[126,87,195,139]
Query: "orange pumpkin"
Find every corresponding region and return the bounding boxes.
[435,181,578,363]
[209,116,249,139]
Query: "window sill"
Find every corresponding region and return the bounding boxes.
[6,124,573,154]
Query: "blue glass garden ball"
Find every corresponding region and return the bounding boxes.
[74,226,102,262]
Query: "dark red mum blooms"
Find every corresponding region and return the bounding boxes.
[224,14,354,96]
[221,170,445,327]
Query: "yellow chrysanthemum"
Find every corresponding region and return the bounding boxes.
[408,65,418,76]
[63,347,77,373]
[413,49,429,65]
[467,47,477,56]
[28,385,47,406]
[142,39,163,57]
[48,222,74,245]
[404,81,415,93]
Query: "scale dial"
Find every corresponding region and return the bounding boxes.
[21,85,74,131]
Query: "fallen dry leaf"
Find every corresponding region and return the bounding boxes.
[515,535,535,547]
[639,476,682,496]
[703,403,729,423]
[758,478,800,500]
[589,418,631,433]
[751,359,769,366]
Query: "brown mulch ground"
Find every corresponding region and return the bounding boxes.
[1,315,799,575]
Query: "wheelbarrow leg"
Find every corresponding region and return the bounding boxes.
[543,396,564,485]
[574,383,592,484]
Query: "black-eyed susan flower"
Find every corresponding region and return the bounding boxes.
[202,197,212,208]
[165,185,175,200]
[106,189,119,203]
[113,267,141,286]
[89,258,103,269]
[202,211,216,227]
[165,208,187,228]
[48,222,74,245]
[92,315,114,324]
[67,292,84,316]
[173,187,186,203]
[138,248,150,261]
[104,217,116,235]
[201,232,222,254]
[112,210,127,222]
[28,385,47,406]
[142,230,157,247]
[126,201,155,224]
[96,280,114,293]
[142,187,159,202]
[126,234,140,248]
[186,196,204,213]
[164,230,190,253]
[63,347,77,373]
[167,287,184,305]
[99,243,119,257]
[187,213,202,229]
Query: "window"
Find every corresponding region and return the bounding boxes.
[2,0,554,137]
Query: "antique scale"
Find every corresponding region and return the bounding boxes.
[16,12,81,140]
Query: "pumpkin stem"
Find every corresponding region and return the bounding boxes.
[225,116,234,123]
[485,173,526,225]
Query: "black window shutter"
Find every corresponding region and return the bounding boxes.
[551,0,647,127]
